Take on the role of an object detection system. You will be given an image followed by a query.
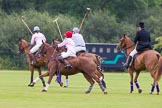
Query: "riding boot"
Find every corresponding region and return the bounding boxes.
[123,56,132,69]
[64,59,72,69]
[29,53,36,65]
[58,56,72,69]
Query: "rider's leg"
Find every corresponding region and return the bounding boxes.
[29,53,36,65]
[123,48,137,69]
[58,55,72,69]
[29,44,40,65]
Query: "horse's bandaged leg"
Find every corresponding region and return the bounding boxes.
[56,75,62,83]
[134,80,140,89]
[151,84,155,93]
[44,83,50,91]
[156,84,160,93]
[65,78,68,87]
[130,82,133,92]
[85,85,93,93]
[33,77,40,83]
[99,76,103,81]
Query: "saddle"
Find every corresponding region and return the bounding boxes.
[76,50,86,56]
[131,49,151,66]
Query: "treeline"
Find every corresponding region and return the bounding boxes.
[0,0,162,69]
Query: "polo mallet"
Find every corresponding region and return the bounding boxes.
[79,7,91,32]
[53,18,63,41]
[21,16,33,35]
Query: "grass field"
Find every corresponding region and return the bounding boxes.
[0,70,162,108]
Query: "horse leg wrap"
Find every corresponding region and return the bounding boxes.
[130,82,133,92]
[33,77,40,83]
[56,75,62,84]
[44,83,50,91]
[151,84,155,93]
[65,78,69,87]
[86,85,93,92]
[156,84,160,93]
[99,83,105,91]
[134,81,140,89]
[40,77,45,83]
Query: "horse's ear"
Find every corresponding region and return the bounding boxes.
[42,40,44,44]
[123,34,126,37]
[18,38,22,41]
[52,39,55,43]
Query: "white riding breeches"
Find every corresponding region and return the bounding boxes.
[75,46,86,53]
[30,44,42,54]
[61,51,76,59]
[129,48,138,57]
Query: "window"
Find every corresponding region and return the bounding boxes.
[114,48,118,53]
[106,48,110,53]
[92,47,96,53]
[99,47,103,53]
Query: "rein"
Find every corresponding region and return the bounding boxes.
[125,43,135,50]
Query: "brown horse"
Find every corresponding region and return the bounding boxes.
[32,42,107,94]
[52,40,103,71]
[17,39,46,87]
[52,40,103,87]
[117,34,162,95]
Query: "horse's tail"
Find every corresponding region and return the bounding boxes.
[156,56,162,83]
[95,55,103,72]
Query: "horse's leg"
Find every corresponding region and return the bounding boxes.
[134,71,142,93]
[82,73,95,94]
[88,71,107,94]
[154,78,160,95]
[37,67,46,87]
[31,71,49,86]
[64,76,69,88]
[128,68,134,93]
[28,65,34,87]
[42,69,56,92]
[155,83,160,95]
[95,71,106,88]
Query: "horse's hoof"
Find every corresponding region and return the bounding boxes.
[64,86,68,88]
[138,89,142,94]
[130,91,133,93]
[157,92,160,95]
[43,84,46,87]
[42,89,47,92]
[150,92,153,94]
[85,91,90,94]
[104,92,108,94]
[60,82,63,87]
[28,83,34,87]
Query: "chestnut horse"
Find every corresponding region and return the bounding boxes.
[17,39,46,87]
[32,42,107,94]
[117,34,162,95]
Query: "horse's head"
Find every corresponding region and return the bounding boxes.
[51,39,67,53]
[117,34,134,50]
[17,38,29,54]
[36,42,51,57]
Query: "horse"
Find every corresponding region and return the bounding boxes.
[52,40,103,87]
[17,38,47,87]
[32,42,107,94]
[117,34,162,95]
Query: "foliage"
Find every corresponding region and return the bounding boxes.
[0,0,162,69]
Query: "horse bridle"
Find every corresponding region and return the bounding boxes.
[18,40,30,54]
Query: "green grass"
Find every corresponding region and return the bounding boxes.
[0,70,162,108]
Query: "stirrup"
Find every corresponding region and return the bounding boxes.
[31,61,36,65]
[64,64,72,69]
[123,63,129,69]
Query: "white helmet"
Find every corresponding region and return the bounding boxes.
[33,26,40,32]
[73,27,79,33]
